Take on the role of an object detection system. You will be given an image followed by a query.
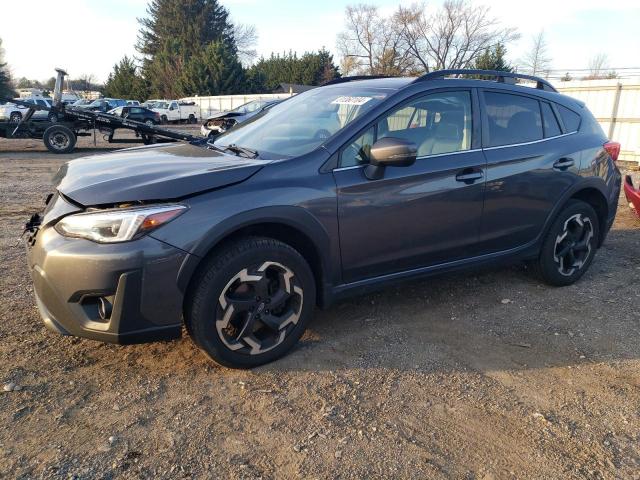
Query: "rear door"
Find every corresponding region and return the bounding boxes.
[334,89,487,282]
[478,89,579,253]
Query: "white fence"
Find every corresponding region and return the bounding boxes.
[180,93,294,119]
[553,79,640,164]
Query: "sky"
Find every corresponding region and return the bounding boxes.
[2,0,639,83]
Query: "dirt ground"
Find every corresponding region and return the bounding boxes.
[0,130,639,480]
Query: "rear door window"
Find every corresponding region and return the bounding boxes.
[557,105,581,132]
[541,102,562,137]
[484,92,542,147]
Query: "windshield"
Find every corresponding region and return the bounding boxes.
[214,87,391,158]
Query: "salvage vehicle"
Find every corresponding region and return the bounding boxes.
[624,173,640,217]
[200,99,282,137]
[24,69,621,368]
[151,100,199,124]
[108,105,161,125]
[80,98,127,113]
[0,97,57,123]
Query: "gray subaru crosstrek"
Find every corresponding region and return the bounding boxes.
[25,70,621,368]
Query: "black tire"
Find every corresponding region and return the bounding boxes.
[161,115,168,124]
[186,237,316,368]
[48,112,58,123]
[188,114,196,124]
[43,125,77,154]
[9,112,22,123]
[144,119,155,126]
[535,200,600,286]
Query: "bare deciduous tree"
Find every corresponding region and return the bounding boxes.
[394,1,518,72]
[521,31,552,76]
[338,1,518,75]
[233,23,258,66]
[588,52,609,79]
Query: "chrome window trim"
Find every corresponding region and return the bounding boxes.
[333,148,482,172]
[483,131,577,151]
[332,132,578,172]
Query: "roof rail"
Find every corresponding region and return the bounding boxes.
[322,75,397,86]
[413,69,557,93]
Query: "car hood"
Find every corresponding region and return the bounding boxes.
[54,143,269,206]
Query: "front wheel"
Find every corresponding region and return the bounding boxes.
[186,237,316,368]
[535,200,600,286]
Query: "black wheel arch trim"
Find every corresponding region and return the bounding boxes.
[175,205,336,307]
[537,177,611,249]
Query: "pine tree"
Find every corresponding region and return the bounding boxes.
[137,0,239,97]
[247,49,340,92]
[104,56,149,100]
[178,41,245,96]
[0,38,15,98]
[474,44,513,72]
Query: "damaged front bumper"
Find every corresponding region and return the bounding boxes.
[25,194,189,344]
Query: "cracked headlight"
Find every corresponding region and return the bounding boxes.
[55,204,187,243]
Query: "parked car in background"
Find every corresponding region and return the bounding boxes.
[69,99,93,108]
[142,99,163,109]
[24,70,621,368]
[624,173,640,218]
[151,100,199,124]
[79,98,127,112]
[126,100,141,106]
[0,97,57,123]
[201,99,282,137]
[107,106,161,125]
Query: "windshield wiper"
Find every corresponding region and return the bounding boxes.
[206,140,258,159]
[223,143,259,159]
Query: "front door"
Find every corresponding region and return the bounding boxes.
[334,90,487,283]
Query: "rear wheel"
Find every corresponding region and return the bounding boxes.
[144,119,155,126]
[161,115,168,124]
[9,112,22,123]
[535,200,599,286]
[186,237,315,368]
[43,125,77,154]
[188,114,196,124]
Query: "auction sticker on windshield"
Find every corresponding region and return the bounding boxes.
[331,96,372,106]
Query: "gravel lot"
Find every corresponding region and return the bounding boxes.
[1,130,639,479]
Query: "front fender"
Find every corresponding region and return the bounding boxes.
[172,205,336,299]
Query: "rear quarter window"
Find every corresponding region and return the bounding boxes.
[541,102,562,137]
[484,92,542,147]
[557,105,581,132]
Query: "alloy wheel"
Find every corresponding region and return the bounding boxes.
[216,261,304,355]
[553,213,594,276]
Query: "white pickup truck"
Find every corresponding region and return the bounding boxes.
[151,100,199,124]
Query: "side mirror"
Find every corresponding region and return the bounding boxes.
[365,137,417,180]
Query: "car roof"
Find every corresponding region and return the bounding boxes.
[322,76,581,110]
[324,77,415,90]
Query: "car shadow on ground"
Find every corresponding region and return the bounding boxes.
[255,224,640,375]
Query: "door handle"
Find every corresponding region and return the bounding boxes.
[455,169,484,183]
[553,158,574,170]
